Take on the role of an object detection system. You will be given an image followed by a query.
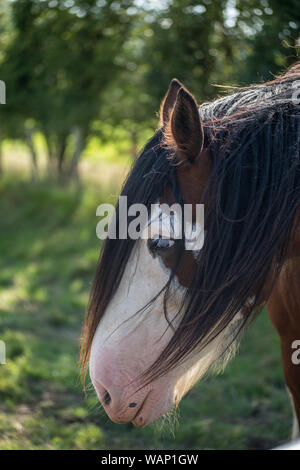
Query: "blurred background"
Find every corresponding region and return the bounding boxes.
[0,0,299,450]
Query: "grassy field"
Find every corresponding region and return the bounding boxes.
[0,170,293,450]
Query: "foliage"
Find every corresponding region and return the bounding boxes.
[234,0,300,83]
[0,0,299,175]
[0,0,136,177]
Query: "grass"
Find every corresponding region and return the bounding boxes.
[0,171,293,450]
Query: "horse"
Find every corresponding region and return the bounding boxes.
[81,63,300,442]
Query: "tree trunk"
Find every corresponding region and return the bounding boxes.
[68,127,86,180]
[57,133,68,177]
[25,128,39,181]
[130,130,139,160]
[44,130,55,177]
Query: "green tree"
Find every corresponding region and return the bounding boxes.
[99,0,228,157]
[0,0,135,179]
[233,0,300,83]
[141,0,225,109]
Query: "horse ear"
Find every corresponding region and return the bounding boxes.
[160,78,183,127]
[170,87,204,163]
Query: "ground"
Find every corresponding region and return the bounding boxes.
[0,171,292,450]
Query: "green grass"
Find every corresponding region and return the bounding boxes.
[0,174,292,450]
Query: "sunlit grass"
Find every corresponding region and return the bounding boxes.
[1,124,154,185]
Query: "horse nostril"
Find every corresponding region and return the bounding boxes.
[104,391,111,406]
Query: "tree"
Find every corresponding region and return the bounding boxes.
[99,0,227,158]
[234,0,300,83]
[0,0,136,179]
[140,0,225,109]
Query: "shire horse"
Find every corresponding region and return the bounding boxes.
[81,64,300,441]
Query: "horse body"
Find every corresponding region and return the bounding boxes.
[267,256,300,438]
[82,64,300,441]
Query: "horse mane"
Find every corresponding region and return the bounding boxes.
[81,63,300,384]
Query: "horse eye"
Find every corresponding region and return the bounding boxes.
[147,237,175,257]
